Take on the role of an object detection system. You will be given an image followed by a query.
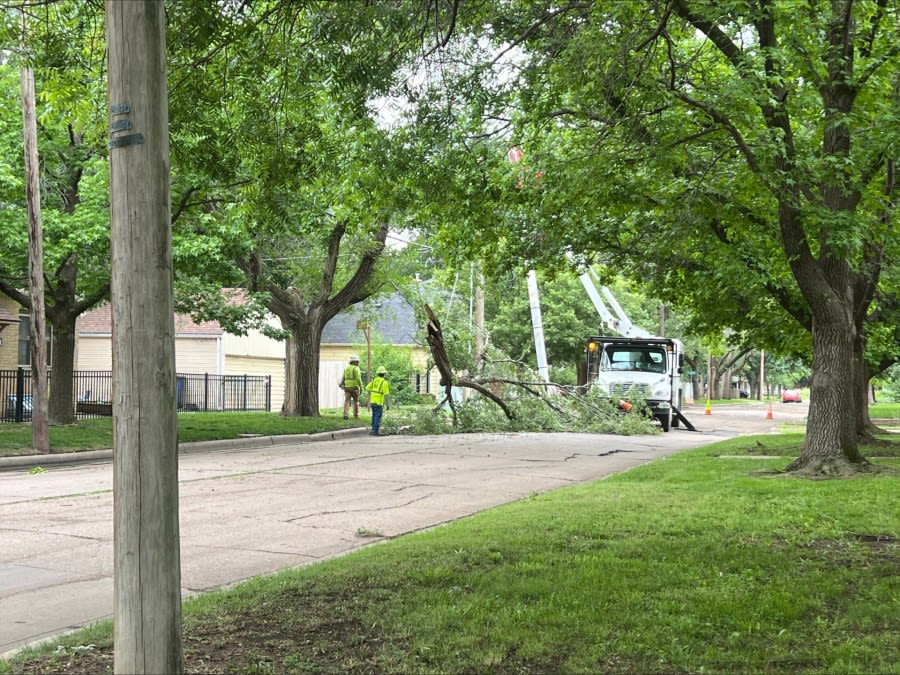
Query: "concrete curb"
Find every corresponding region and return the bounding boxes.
[0,426,372,472]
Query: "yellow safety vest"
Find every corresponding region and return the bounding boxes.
[366,376,390,405]
[342,364,362,389]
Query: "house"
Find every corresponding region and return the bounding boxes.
[0,296,20,371]
[73,293,436,411]
[316,293,437,408]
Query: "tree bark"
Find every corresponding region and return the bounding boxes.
[48,316,76,425]
[282,314,324,417]
[786,308,866,474]
[107,1,183,672]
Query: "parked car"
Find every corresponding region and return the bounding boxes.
[782,389,802,403]
[4,394,33,421]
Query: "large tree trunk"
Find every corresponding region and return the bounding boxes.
[282,316,323,417]
[786,307,867,475]
[48,315,77,425]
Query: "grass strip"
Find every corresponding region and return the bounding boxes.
[0,411,367,456]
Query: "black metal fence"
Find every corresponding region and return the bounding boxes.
[1,368,271,423]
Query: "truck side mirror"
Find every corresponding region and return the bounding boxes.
[678,354,685,373]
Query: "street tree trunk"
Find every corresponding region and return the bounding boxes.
[282,313,324,417]
[47,315,76,425]
[106,1,182,672]
[787,306,865,474]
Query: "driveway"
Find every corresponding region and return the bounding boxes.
[0,401,805,656]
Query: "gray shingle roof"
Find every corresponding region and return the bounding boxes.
[322,294,420,346]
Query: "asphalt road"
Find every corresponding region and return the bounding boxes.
[0,401,807,656]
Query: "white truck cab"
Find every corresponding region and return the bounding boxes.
[585,336,690,432]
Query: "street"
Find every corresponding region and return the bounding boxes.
[0,401,807,656]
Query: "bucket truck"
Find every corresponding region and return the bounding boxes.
[580,274,695,432]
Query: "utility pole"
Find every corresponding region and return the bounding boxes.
[473,265,485,368]
[106,2,182,672]
[20,13,49,454]
[526,270,549,382]
[759,350,765,401]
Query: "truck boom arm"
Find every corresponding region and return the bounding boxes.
[579,272,652,338]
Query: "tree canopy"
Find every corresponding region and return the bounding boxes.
[405,0,899,475]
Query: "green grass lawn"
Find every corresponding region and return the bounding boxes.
[870,401,900,419]
[4,434,898,674]
[0,411,367,457]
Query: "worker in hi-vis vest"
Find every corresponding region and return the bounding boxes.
[365,366,390,435]
[341,355,363,419]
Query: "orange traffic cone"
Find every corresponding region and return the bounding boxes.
[704,399,712,415]
[766,403,773,420]
[618,399,633,412]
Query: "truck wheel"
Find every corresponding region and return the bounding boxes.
[658,413,671,432]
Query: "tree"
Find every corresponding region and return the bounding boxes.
[0,4,111,425]
[420,1,900,475]
[163,2,434,416]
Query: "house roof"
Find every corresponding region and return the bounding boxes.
[322,294,420,346]
[78,303,224,337]
[0,307,18,328]
[77,293,420,345]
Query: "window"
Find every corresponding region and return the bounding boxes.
[602,347,666,373]
[18,314,52,368]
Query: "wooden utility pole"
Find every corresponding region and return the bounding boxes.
[473,266,485,368]
[759,350,765,400]
[20,18,49,454]
[106,2,182,672]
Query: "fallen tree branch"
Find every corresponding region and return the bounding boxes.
[456,377,516,420]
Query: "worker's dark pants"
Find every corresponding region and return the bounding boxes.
[370,403,384,434]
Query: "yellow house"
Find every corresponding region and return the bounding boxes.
[0,295,20,370]
[2,289,436,413]
[73,293,436,411]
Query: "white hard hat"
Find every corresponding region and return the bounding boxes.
[349,355,360,362]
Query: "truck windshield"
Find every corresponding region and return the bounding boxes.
[601,347,666,373]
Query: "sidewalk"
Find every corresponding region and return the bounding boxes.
[0,426,371,472]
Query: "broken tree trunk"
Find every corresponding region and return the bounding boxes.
[424,304,514,420]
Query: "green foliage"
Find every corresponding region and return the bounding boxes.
[486,270,601,366]
[450,386,657,435]
[360,340,421,406]
[409,1,897,372]
[874,365,900,403]
[0,18,111,306]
